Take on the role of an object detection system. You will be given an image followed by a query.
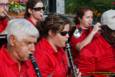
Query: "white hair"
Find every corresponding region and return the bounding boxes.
[3,18,39,43]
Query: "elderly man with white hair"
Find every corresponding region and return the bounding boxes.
[0,18,39,77]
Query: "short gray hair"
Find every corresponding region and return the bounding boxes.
[101,9,115,30]
[3,18,39,43]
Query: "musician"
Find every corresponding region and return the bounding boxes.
[70,6,115,77]
[24,0,44,26]
[101,9,115,51]
[0,18,39,77]
[0,0,9,32]
[101,11,115,77]
[35,14,71,77]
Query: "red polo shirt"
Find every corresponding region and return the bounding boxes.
[70,27,115,77]
[0,46,37,77]
[35,38,68,77]
[0,18,8,32]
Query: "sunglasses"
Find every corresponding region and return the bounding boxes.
[33,7,45,11]
[59,31,69,36]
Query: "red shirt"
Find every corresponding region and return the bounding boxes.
[35,38,68,77]
[0,46,37,77]
[113,47,115,57]
[70,27,115,77]
[0,18,8,32]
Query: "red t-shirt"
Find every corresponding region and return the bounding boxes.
[35,38,68,77]
[0,18,8,32]
[70,27,115,77]
[0,46,37,77]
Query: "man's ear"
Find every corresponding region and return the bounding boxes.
[9,35,16,46]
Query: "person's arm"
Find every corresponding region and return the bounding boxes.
[76,23,101,51]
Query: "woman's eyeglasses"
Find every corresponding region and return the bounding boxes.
[33,7,45,11]
[59,31,69,36]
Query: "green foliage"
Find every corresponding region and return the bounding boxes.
[65,0,115,22]
[65,0,115,14]
[9,1,26,14]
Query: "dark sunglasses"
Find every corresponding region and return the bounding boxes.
[33,7,45,11]
[59,31,69,36]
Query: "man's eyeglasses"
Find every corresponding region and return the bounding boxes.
[33,7,45,11]
[59,31,69,36]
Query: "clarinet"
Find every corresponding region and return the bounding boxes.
[66,41,98,77]
[29,54,42,77]
[66,41,79,77]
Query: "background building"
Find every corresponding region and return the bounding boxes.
[43,0,65,14]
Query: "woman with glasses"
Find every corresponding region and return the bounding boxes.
[24,0,44,26]
[34,14,71,77]
[70,6,115,77]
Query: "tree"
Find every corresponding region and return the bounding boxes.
[65,0,114,14]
